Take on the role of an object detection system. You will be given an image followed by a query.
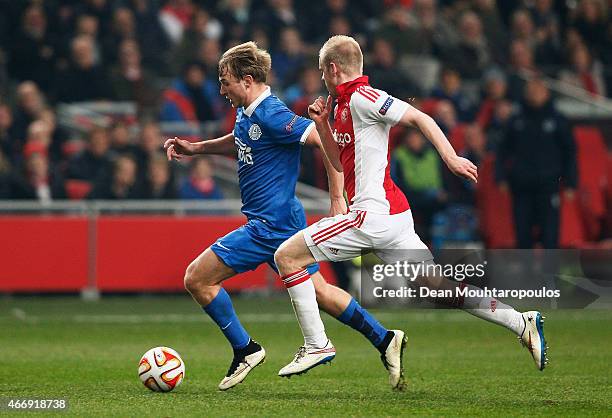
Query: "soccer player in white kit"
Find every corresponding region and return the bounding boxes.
[275,35,548,380]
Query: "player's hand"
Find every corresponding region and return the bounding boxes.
[308,95,332,125]
[445,155,478,183]
[329,196,348,216]
[163,137,195,161]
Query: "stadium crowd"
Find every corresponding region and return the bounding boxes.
[0,0,610,247]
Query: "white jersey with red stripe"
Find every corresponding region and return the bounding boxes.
[333,75,410,215]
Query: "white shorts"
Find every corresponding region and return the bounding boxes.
[303,210,433,264]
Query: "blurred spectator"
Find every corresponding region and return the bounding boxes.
[74,14,102,64]
[484,98,514,151]
[67,128,113,182]
[368,38,423,99]
[462,124,487,169]
[510,8,560,69]
[376,3,451,56]
[172,7,222,74]
[495,78,577,249]
[0,149,12,198]
[159,0,194,45]
[442,11,492,80]
[218,0,252,44]
[507,39,539,101]
[445,124,487,206]
[180,156,223,199]
[328,15,353,38]
[109,122,142,159]
[571,0,608,57]
[472,0,508,62]
[433,100,459,137]
[75,0,114,34]
[109,39,159,115]
[475,67,507,129]
[38,108,68,163]
[286,67,325,116]
[12,82,47,157]
[272,27,306,88]
[9,4,58,93]
[89,154,142,199]
[529,0,562,58]
[391,129,446,241]
[253,0,299,50]
[17,141,66,202]
[559,44,607,97]
[431,67,474,122]
[55,35,111,103]
[136,120,165,179]
[196,38,222,79]
[127,0,173,74]
[0,103,15,160]
[308,0,368,43]
[160,62,219,123]
[143,154,178,199]
[102,7,138,67]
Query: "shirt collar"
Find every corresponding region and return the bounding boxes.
[243,86,271,116]
[335,75,369,98]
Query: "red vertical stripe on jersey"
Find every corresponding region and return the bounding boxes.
[384,140,410,214]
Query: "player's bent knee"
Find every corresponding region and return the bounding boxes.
[273,245,291,270]
[184,261,203,294]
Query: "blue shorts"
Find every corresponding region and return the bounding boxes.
[211,219,319,275]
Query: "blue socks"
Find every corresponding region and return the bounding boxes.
[203,288,250,350]
[337,298,388,347]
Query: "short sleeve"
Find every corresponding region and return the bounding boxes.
[262,105,315,145]
[351,87,409,126]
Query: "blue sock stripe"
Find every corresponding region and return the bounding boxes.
[203,288,250,350]
[337,298,388,347]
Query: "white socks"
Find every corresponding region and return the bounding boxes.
[459,283,523,335]
[282,269,328,348]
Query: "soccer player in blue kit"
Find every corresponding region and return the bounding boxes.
[164,42,407,391]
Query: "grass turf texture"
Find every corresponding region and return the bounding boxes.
[1,295,610,417]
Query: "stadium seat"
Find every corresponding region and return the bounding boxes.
[449,123,466,154]
[476,154,516,248]
[559,193,586,248]
[573,125,607,240]
[65,180,92,200]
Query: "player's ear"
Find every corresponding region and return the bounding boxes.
[243,74,254,88]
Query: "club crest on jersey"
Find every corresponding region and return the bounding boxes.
[341,107,348,122]
[248,124,262,140]
[379,97,394,115]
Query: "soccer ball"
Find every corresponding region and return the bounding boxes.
[138,346,185,392]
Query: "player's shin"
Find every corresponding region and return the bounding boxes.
[282,269,329,348]
[203,287,251,349]
[419,275,522,335]
[337,298,393,352]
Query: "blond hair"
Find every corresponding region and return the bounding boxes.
[218,41,272,83]
[319,35,363,75]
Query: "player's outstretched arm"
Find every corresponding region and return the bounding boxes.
[398,105,478,183]
[164,134,236,161]
[304,127,347,216]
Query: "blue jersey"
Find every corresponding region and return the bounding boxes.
[232,88,314,232]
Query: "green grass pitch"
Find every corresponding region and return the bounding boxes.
[1,295,611,417]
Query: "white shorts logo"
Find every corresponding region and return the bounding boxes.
[248,124,262,140]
